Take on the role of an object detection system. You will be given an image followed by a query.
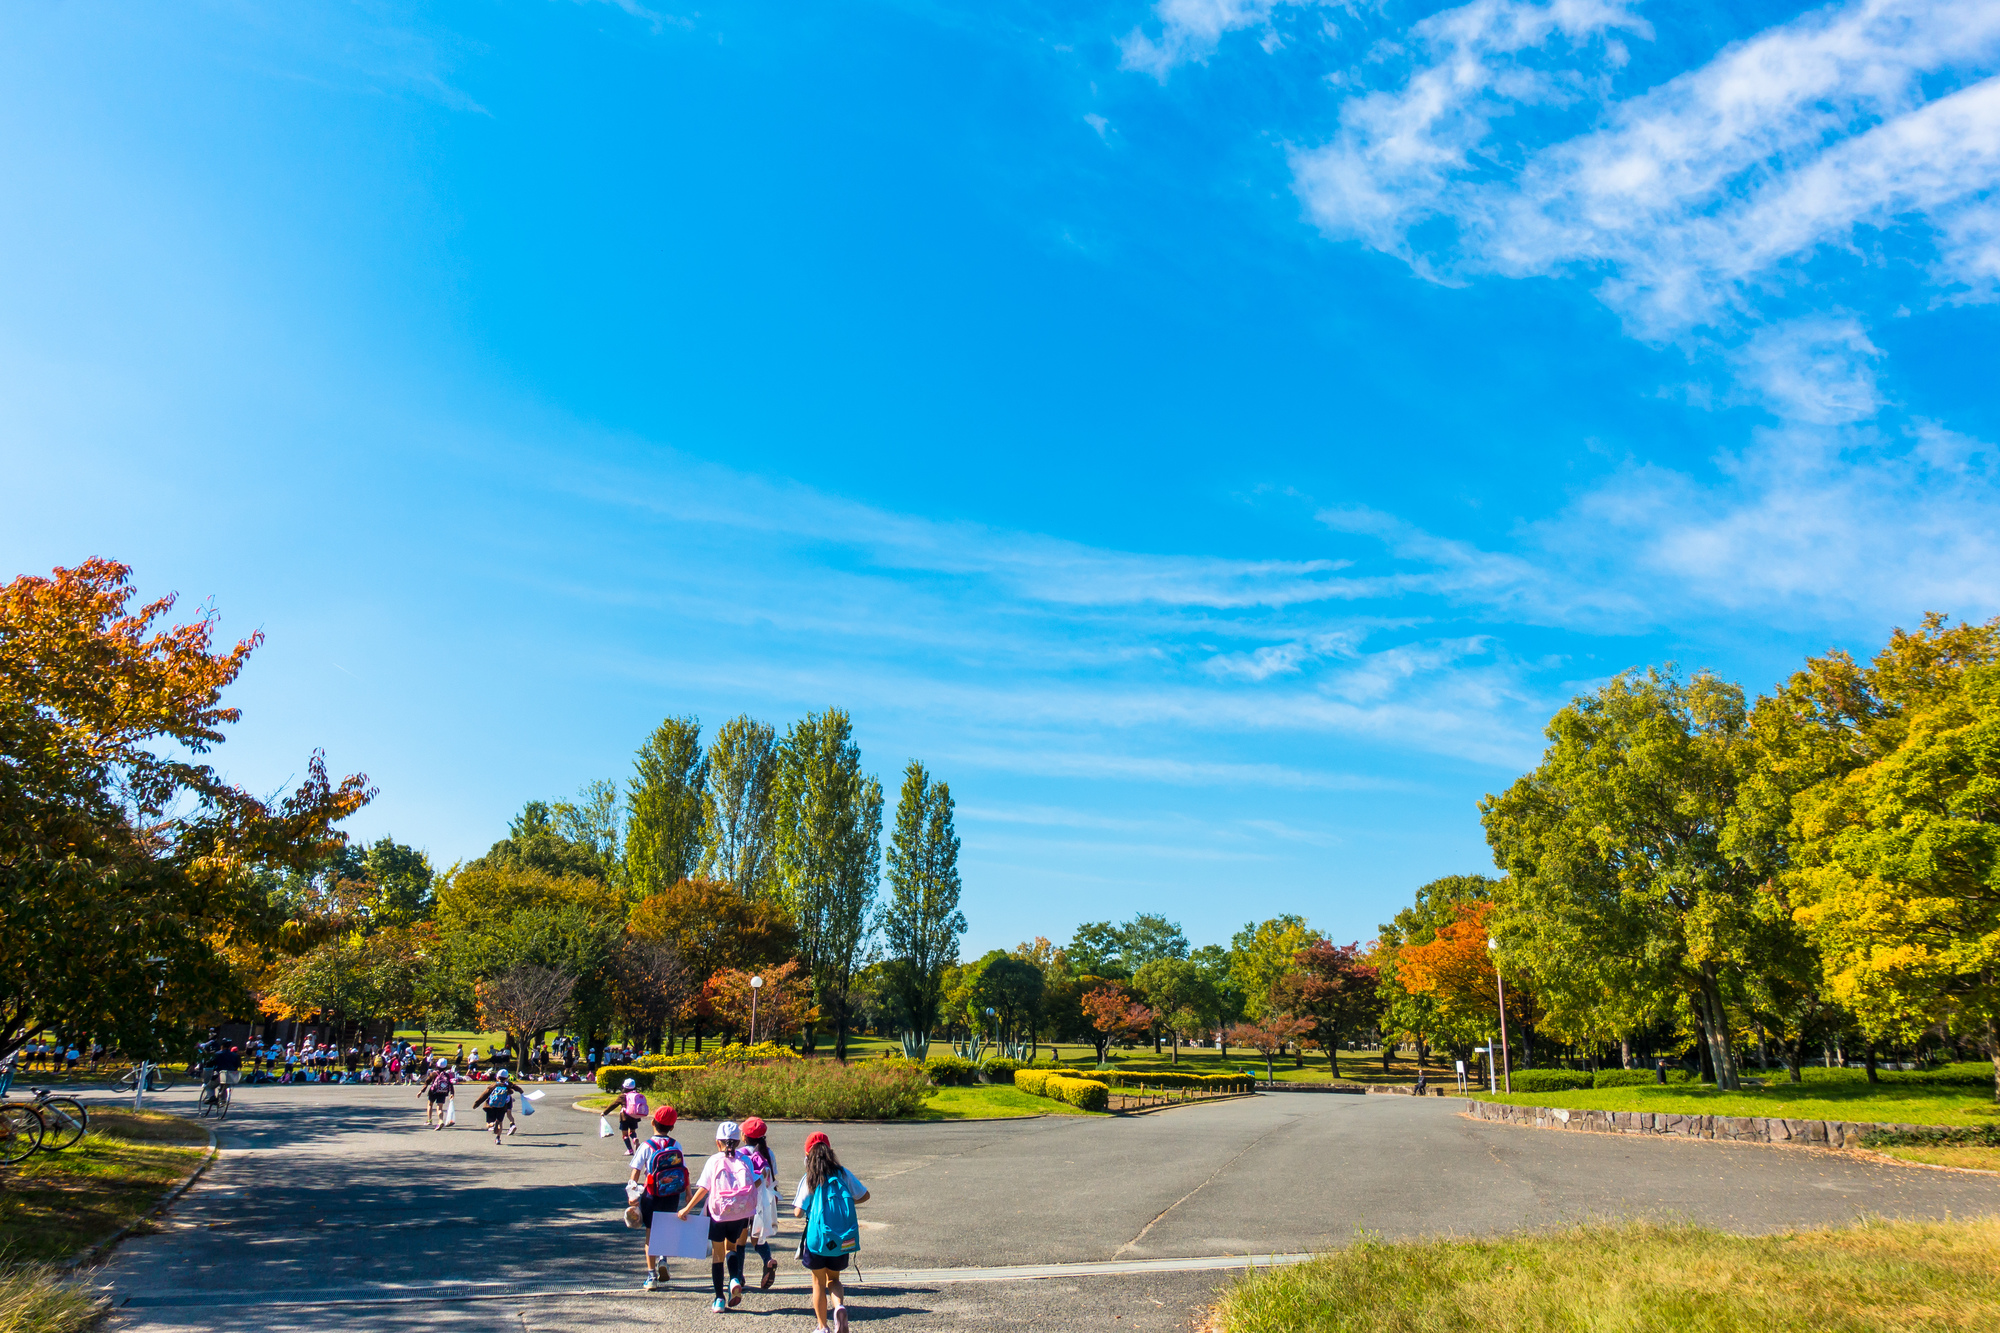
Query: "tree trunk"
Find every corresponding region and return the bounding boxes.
[1786,1033,1804,1084]
[1381,1042,1391,1075]
[1696,967,1741,1090]
[1219,1033,1229,1060]
[1620,1037,1631,1069]
[1987,1015,2000,1104]
[1864,1042,1879,1084]
[1327,1043,1341,1078]
[1756,1024,1769,1071]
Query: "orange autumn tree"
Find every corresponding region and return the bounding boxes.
[1395,901,1534,1060]
[0,559,372,1060]
[706,959,814,1044]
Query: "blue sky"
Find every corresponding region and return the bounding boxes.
[6,0,1999,956]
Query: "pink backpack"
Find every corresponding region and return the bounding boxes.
[706,1150,760,1221]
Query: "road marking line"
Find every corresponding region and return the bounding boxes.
[115,1253,1318,1309]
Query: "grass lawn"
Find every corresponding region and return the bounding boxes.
[0,1108,209,1262]
[917,1085,1099,1120]
[574,1084,1092,1120]
[1465,1080,2000,1128]
[1214,1217,2000,1333]
[1871,1143,2000,1172]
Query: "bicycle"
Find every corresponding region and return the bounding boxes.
[0,1102,45,1165]
[21,1087,87,1150]
[115,1064,176,1094]
[196,1075,231,1121]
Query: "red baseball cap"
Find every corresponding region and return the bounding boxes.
[804,1132,829,1154]
[651,1105,677,1128]
[740,1117,768,1139]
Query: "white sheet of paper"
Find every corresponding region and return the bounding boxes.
[527,1090,546,1100]
[648,1212,711,1259]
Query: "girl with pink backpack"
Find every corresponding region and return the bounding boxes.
[677,1120,762,1313]
[616,1079,650,1155]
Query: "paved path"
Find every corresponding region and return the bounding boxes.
[92,1083,2000,1331]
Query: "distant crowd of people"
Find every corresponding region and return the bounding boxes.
[191,1033,600,1085]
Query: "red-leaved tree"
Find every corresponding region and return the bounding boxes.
[1226,1015,1316,1082]
[1080,986,1155,1066]
[1277,941,1382,1077]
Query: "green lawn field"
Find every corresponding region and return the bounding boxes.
[1467,1079,2000,1128]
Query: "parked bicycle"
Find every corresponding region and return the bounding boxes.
[116,1064,175,1094]
[20,1088,87,1150]
[0,1102,44,1166]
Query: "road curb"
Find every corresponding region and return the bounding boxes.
[64,1116,218,1271]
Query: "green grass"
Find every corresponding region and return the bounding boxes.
[917,1085,1101,1120]
[1871,1142,2000,1171]
[1214,1217,2000,1333]
[0,1261,105,1333]
[0,1108,208,1262]
[1466,1079,2000,1128]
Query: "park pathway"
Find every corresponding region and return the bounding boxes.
[91,1083,2000,1331]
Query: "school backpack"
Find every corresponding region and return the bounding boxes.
[706,1150,761,1222]
[805,1173,861,1256]
[642,1138,687,1198]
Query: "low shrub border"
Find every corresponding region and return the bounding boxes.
[1862,1124,2000,1149]
[1465,1098,1964,1149]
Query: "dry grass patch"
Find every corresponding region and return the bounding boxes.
[1872,1143,2000,1172]
[1213,1217,2000,1333]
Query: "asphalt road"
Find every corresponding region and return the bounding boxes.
[91,1082,2000,1331]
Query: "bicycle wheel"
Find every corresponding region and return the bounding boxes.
[115,1066,138,1091]
[0,1104,45,1164]
[215,1087,230,1121]
[36,1097,87,1150]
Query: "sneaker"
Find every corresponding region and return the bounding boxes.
[643,1273,659,1292]
[711,1297,727,1313]
[728,1280,743,1308]
[760,1261,776,1290]
[507,1123,518,1136]
[832,1305,848,1333]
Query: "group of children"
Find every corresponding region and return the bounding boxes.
[619,1082,867,1332]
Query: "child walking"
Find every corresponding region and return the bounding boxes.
[677,1120,762,1313]
[740,1117,781,1290]
[627,1105,687,1291]
[617,1078,649,1155]
[793,1132,868,1333]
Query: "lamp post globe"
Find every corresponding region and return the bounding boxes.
[750,975,763,1046]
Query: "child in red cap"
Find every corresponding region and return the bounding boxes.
[627,1105,687,1291]
[740,1117,780,1289]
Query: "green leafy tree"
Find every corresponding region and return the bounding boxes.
[1276,942,1381,1076]
[472,801,606,881]
[773,709,882,1058]
[1482,668,1763,1089]
[701,716,780,895]
[1133,956,1212,1063]
[1190,944,1246,1057]
[551,781,622,879]
[626,715,708,899]
[1230,916,1319,1021]
[362,837,434,926]
[880,760,966,1059]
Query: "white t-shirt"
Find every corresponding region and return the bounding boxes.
[631,1135,681,1177]
[793,1168,867,1213]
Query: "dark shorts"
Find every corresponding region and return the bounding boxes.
[707,1217,750,1244]
[801,1249,850,1272]
[485,1106,507,1124]
[618,1114,641,1133]
[428,1090,449,1103]
[637,1193,682,1231]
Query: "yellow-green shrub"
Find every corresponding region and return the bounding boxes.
[708,1042,803,1065]
[597,1065,656,1094]
[1047,1074,1110,1112]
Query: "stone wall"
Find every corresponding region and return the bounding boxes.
[1463,1098,1947,1149]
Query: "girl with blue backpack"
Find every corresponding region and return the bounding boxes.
[792,1132,868,1333]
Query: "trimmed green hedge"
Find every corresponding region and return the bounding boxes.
[1507,1069,1595,1093]
[597,1065,657,1094]
[923,1053,976,1086]
[1045,1074,1110,1112]
[1590,1069,1657,1088]
[981,1058,1022,1083]
[1013,1068,1250,1101]
[1803,1062,1995,1088]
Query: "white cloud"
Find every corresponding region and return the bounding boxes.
[1732,316,1883,426]
[1121,0,1313,79]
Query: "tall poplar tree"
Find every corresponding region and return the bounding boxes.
[772,709,882,1058]
[700,715,779,896]
[880,760,967,1059]
[625,715,706,900]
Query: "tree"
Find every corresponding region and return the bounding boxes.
[1133,957,1211,1063]
[1190,944,1246,1057]
[471,801,605,881]
[701,716,779,895]
[551,781,623,880]
[1226,1015,1316,1082]
[706,959,814,1043]
[0,559,372,1061]
[772,709,882,1059]
[626,877,795,1049]
[432,864,625,1048]
[1068,914,1187,980]
[1787,661,2000,1098]
[1230,916,1319,1021]
[1080,985,1153,1066]
[973,955,1045,1056]
[611,933,696,1053]
[362,837,435,926]
[478,964,578,1063]
[1375,875,1496,1066]
[627,715,707,899]
[1482,669,1762,1090]
[880,760,967,1059]
[1279,942,1381,1077]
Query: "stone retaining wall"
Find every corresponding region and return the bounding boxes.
[1464,1099,1949,1149]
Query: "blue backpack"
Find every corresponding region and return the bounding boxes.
[805,1173,860,1256]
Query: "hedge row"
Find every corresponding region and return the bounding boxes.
[1506,1069,1595,1093]
[1021,1067,1253,1093]
[1861,1124,2000,1148]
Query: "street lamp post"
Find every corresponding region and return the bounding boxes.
[749,975,763,1047]
[1487,938,1512,1094]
